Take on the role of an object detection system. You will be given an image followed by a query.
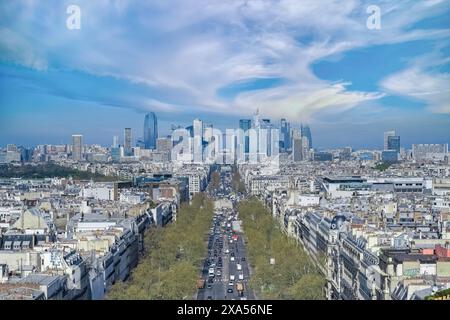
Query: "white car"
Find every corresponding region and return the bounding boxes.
[230,275,235,281]
[228,281,234,286]
[230,256,235,262]
[225,249,229,254]
[239,274,244,280]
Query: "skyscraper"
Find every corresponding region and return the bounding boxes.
[72,134,83,161]
[113,135,119,148]
[301,124,312,149]
[239,119,251,154]
[280,119,291,151]
[292,129,302,162]
[384,130,396,151]
[387,135,400,153]
[144,112,158,149]
[124,128,132,156]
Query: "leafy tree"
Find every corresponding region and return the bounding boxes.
[107,193,214,300]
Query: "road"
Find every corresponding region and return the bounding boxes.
[197,168,254,300]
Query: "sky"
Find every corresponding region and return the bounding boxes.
[0,0,449,149]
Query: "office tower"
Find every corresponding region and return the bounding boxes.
[113,136,119,148]
[239,119,251,154]
[72,134,83,161]
[301,124,313,149]
[193,119,203,163]
[280,119,291,151]
[412,144,448,162]
[292,129,302,162]
[262,119,271,126]
[144,112,158,149]
[111,147,121,162]
[301,136,310,160]
[381,150,399,163]
[124,128,132,156]
[384,130,396,150]
[387,135,401,153]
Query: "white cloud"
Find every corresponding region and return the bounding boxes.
[1,0,449,118]
[381,67,450,114]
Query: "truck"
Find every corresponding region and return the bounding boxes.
[236,282,244,297]
[196,279,206,289]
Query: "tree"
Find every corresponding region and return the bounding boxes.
[107,193,214,300]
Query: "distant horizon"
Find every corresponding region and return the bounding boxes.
[1,110,448,153]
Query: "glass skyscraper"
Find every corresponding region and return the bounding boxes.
[144,112,158,149]
[280,118,291,150]
[72,134,83,161]
[301,124,312,149]
[387,135,400,153]
[239,119,251,153]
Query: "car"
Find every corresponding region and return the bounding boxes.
[216,270,222,276]
[241,257,246,261]
[207,283,212,289]
[239,274,244,280]
[230,252,235,257]
[227,288,234,293]
[228,281,234,286]
[230,275,235,281]
[230,257,235,262]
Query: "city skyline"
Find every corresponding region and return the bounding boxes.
[1,1,449,149]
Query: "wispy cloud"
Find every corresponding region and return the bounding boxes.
[381,49,450,114]
[1,0,449,120]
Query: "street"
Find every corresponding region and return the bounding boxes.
[197,169,254,300]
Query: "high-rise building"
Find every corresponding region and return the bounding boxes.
[280,119,291,151]
[111,147,121,162]
[193,119,203,163]
[72,134,83,161]
[381,150,399,163]
[124,128,132,156]
[113,136,119,148]
[144,112,158,149]
[301,124,312,149]
[387,135,401,153]
[239,119,251,154]
[292,129,302,162]
[384,130,396,151]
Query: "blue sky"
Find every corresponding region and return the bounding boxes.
[0,0,449,149]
